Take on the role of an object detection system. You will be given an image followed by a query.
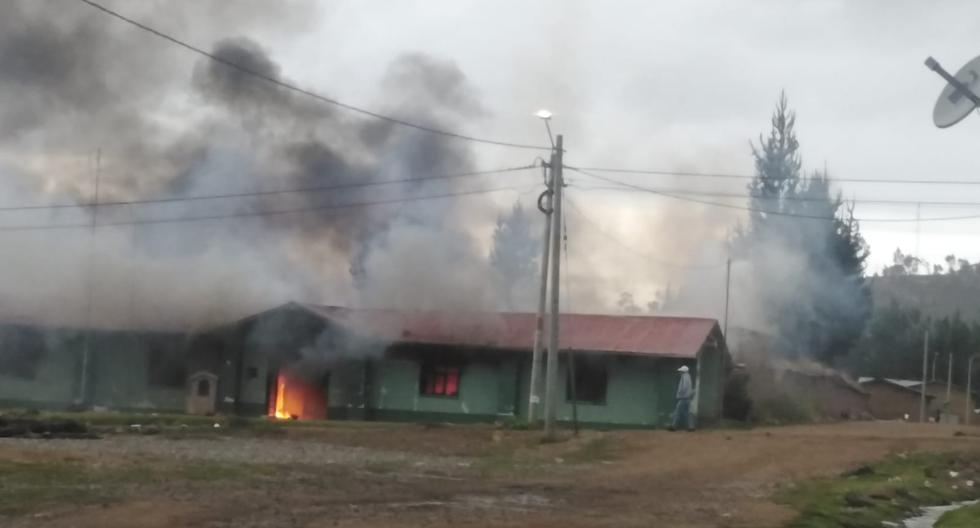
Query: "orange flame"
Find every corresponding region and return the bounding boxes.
[273,375,291,420]
[268,369,327,421]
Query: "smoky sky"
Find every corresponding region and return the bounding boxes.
[296,1,980,273]
[1,0,978,329]
[0,0,519,328]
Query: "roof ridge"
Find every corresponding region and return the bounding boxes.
[296,302,717,322]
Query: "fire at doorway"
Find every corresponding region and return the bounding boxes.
[267,368,328,420]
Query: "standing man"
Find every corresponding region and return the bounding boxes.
[669,365,695,431]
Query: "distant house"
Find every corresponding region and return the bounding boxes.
[858,377,977,423]
[776,362,870,420]
[857,378,935,421]
[728,327,871,421]
[0,302,731,429]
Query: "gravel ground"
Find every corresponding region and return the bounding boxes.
[0,434,470,471]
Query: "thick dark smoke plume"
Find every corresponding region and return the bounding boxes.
[0,0,504,329]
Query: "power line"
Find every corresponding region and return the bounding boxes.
[564,197,726,271]
[0,164,538,213]
[566,167,980,224]
[570,182,980,208]
[574,165,980,186]
[75,0,549,152]
[0,183,540,233]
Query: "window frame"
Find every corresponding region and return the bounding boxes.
[145,340,187,389]
[418,362,462,399]
[565,355,609,406]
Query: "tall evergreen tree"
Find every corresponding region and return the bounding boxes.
[733,93,871,364]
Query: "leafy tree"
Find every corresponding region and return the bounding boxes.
[489,202,540,310]
[732,93,871,364]
[883,248,926,276]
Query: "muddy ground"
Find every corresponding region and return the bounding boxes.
[1,421,979,528]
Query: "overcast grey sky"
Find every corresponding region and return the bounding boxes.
[3,0,980,322]
[270,1,980,276]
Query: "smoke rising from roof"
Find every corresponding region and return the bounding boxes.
[0,0,523,329]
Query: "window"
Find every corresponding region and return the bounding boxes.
[197,379,211,397]
[146,340,187,388]
[566,356,608,404]
[419,364,460,397]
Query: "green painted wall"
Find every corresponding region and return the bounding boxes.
[88,337,184,412]
[237,346,270,408]
[371,358,501,418]
[0,327,190,413]
[327,359,369,419]
[552,356,692,428]
[695,344,725,422]
[358,352,722,429]
[496,359,520,416]
[0,334,79,407]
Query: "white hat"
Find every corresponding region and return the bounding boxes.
[678,366,689,372]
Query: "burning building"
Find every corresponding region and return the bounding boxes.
[191,302,730,428]
[0,302,731,429]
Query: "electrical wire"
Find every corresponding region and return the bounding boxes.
[0,183,541,233]
[563,196,727,271]
[569,182,980,208]
[574,165,980,186]
[76,0,549,151]
[566,167,980,224]
[0,165,539,213]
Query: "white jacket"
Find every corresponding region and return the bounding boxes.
[676,372,694,400]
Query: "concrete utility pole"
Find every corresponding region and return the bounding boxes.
[543,134,564,438]
[967,354,978,426]
[528,160,554,423]
[920,330,930,423]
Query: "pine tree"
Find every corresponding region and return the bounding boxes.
[733,93,871,364]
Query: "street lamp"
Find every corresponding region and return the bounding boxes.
[535,109,555,149]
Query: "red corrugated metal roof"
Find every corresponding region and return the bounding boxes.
[298,304,720,359]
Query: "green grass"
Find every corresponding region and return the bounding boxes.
[779,452,980,528]
[936,501,980,527]
[0,457,269,516]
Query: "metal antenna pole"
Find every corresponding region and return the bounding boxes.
[723,258,732,337]
[528,161,554,423]
[925,57,980,106]
[78,148,101,406]
[921,330,929,423]
[967,355,977,426]
[544,134,564,439]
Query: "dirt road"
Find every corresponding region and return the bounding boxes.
[2,421,978,528]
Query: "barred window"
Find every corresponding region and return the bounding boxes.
[419,364,460,397]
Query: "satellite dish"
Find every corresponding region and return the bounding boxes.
[925,55,980,128]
